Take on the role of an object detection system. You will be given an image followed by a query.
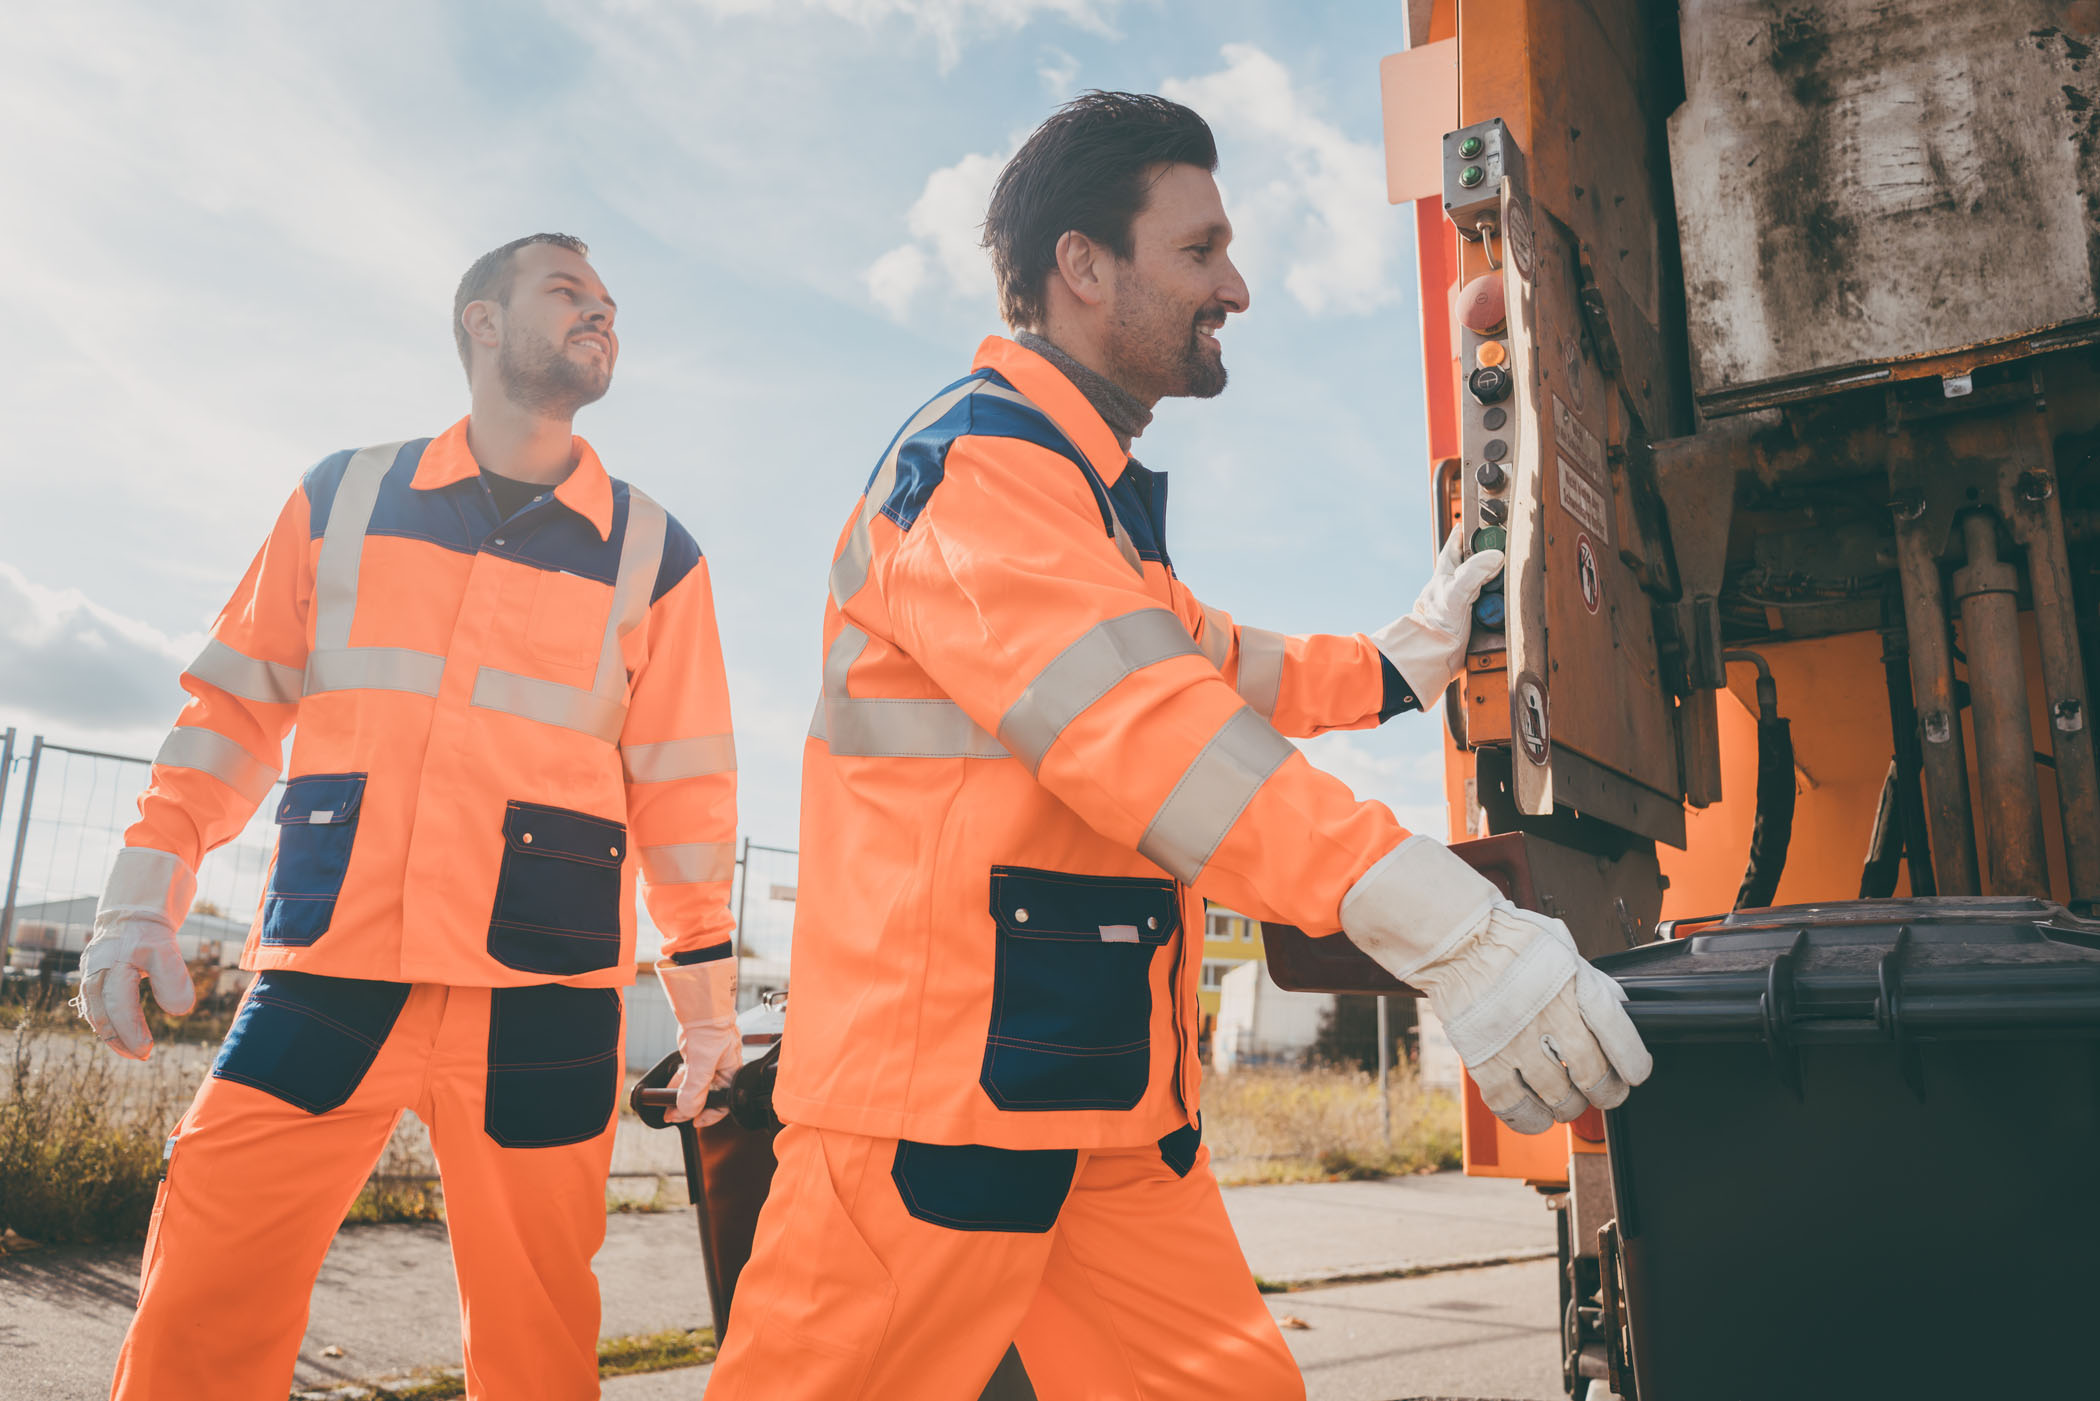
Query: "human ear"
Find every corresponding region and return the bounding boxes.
[1053,230,1111,308]
[461,299,502,354]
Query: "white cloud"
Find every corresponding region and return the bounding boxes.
[1038,45,1080,95]
[864,147,1012,318]
[0,564,197,734]
[685,0,1121,70]
[1164,44,1398,315]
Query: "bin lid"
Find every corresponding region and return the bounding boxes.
[1593,897,2100,1046]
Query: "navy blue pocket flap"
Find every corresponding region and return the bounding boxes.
[501,802,626,868]
[274,773,367,826]
[989,866,1176,944]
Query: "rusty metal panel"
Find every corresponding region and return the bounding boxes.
[1671,0,2100,413]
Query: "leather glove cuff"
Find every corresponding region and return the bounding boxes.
[1338,835,1502,982]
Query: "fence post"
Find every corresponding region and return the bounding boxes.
[2,736,45,949]
[732,835,751,1011]
[1376,995,1392,1144]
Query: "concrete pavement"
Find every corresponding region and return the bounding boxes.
[0,1171,1560,1401]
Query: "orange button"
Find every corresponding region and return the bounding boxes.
[1476,340,1508,368]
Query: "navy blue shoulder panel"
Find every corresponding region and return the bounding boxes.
[652,502,704,605]
[875,370,1115,539]
[1110,461,1172,566]
[301,444,414,539]
[862,370,993,496]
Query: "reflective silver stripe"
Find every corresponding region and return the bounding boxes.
[1136,708,1297,884]
[811,694,1009,759]
[622,734,737,783]
[471,489,668,742]
[830,379,988,607]
[100,847,197,926]
[997,610,1203,773]
[595,489,667,696]
[188,638,303,705]
[154,727,279,805]
[1109,510,1144,576]
[807,623,1005,758]
[303,647,446,698]
[311,442,404,651]
[471,669,627,744]
[640,840,737,886]
[1195,604,1232,669]
[1235,627,1287,720]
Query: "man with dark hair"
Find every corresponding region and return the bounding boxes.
[707,92,1647,1400]
[79,235,744,1400]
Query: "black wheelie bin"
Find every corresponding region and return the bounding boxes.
[1590,897,2100,1400]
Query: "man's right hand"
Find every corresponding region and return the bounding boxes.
[77,911,196,1061]
[1339,836,1651,1133]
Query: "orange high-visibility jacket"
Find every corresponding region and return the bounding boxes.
[107,418,737,986]
[776,337,1419,1150]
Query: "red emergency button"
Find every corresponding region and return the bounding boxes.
[1455,273,1506,334]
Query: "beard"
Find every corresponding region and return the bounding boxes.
[497,326,611,418]
[1109,283,1230,401]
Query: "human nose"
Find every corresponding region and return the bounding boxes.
[1218,256,1250,315]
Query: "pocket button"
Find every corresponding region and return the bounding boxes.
[1015,908,1030,923]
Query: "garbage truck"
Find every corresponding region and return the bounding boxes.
[1261,1,2100,1395]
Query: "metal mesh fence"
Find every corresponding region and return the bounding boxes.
[2,732,281,976]
[1,726,800,992]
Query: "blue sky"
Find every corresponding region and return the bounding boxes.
[0,1,1448,929]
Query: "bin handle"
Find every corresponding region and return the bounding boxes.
[1873,925,1927,1101]
[1759,927,1808,1100]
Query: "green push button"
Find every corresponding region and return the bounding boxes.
[1471,524,1507,554]
[1458,135,1485,159]
[1459,164,1486,189]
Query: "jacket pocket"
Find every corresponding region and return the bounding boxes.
[979,866,1177,1112]
[528,567,611,668]
[260,773,368,947]
[211,970,411,1113]
[487,802,627,976]
[484,984,622,1147]
[891,1140,1078,1233]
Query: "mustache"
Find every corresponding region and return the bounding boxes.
[1192,306,1228,332]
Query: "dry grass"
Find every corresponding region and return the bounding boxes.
[1202,1062,1462,1186]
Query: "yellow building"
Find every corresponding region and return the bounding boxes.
[1197,905,1265,1056]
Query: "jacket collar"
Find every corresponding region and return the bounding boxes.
[971,336,1132,487]
[412,415,615,541]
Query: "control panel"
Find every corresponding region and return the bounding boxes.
[1444,118,1528,651]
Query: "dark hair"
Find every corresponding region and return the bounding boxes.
[452,233,591,372]
[982,92,1217,329]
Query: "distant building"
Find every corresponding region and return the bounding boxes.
[6,895,251,979]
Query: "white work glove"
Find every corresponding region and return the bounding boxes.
[657,955,741,1127]
[77,849,199,1062]
[1341,836,1651,1134]
[1369,530,1505,702]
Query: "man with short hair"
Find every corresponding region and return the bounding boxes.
[705,93,1650,1400]
[79,234,743,1401]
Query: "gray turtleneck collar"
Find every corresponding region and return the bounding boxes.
[1015,331,1153,451]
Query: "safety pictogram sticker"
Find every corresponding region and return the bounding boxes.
[1576,534,1600,616]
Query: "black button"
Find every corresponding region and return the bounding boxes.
[1476,461,1507,490]
[1482,406,1508,431]
[1483,439,1509,462]
[1468,365,1513,404]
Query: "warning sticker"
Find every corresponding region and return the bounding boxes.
[1576,534,1601,615]
[1551,394,1604,482]
[1557,454,1612,545]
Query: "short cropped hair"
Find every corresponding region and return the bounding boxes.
[982,92,1218,329]
[452,233,591,371]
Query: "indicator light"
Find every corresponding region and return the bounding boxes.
[1459,135,1485,160]
[1459,164,1486,188]
[1476,340,1508,368]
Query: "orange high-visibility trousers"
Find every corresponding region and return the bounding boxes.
[706,1122,1302,1401]
[113,974,622,1401]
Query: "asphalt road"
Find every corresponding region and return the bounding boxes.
[0,1172,1563,1401]
[596,1260,1565,1400]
